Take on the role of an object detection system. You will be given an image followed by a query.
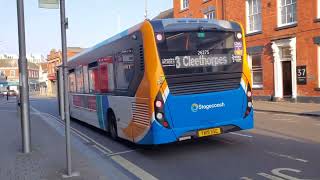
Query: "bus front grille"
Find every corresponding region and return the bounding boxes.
[166,73,242,96]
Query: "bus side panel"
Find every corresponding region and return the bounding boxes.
[96,95,108,130]
[108,96,135,142]
[69,94,100,129]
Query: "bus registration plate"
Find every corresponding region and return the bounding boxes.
[198,128,221,137]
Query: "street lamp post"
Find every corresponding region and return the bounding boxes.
[16,0,31,154]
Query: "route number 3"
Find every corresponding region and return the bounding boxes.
[241,168,312,180]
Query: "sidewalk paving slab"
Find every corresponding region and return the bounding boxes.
[0,103,132,180]
[254,100,320,117]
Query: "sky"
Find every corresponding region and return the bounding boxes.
[0,0,172,55]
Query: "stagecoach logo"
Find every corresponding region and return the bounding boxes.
[191,102,225,112]
[191,103,199,112]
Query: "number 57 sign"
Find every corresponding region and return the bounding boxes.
[297,66,307,85]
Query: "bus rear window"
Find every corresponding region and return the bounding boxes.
[157,31,243,76]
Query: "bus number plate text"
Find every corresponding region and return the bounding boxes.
[198,128,221,137]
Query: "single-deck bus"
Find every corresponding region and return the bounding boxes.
[66,19,254,145]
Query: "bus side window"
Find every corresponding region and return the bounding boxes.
[83,66,89,93]
[88,67,99,93]
[115,52,134,91]
[68,72,76,92]
[75,67,84,93]
[99,63,109,93]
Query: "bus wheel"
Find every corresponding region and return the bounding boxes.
[108,112,118,140]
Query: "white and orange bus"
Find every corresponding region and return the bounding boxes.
[65,19,254,145]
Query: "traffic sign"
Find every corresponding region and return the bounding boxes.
[39,0,59,9]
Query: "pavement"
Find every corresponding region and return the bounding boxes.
[254,100,320,117]
[0,97,133,180]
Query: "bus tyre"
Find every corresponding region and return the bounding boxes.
[108,112,118,140]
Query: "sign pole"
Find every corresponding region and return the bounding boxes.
[17,0,31,154]
[59,0,78,178]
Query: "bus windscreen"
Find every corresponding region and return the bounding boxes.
[157,31,243,76]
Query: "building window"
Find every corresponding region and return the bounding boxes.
[318,45,320,88]
[281,47,292,60]
[204,11,215,19]
[278,0,296,26]
[181,0,189,10]
[0,70,4,77]
[246,0,262,33]
[10,70,15,77]
[318,0,320,18]
[248,54,263,88]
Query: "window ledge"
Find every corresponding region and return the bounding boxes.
[253,87,264,90]
[246,31,262,37]
[275,23,297,31]
[314,18,320,23]
[202,0,212,4]
[179,8,189,13]
[315,88,320,91]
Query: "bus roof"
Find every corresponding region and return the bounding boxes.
[151,18,241,33]
[68,18,241,68]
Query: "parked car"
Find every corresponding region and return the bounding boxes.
[0,91,4,97]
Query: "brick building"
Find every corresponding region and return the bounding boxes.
[46,47,84,96]
[174,0,320,103]
[0,59,40,92]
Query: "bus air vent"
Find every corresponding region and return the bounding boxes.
[132,102,150,127]
[139,45,144,71]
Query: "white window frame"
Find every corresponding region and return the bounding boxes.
[277,0,297,27]
[180,0,189,10]
[318,45,320,88]
[248,54,263,89]
[10,70,15,77]
[204,11,215,19]
[318,0,320,18]
[246,0,262,34]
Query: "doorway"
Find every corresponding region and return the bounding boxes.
[282,61,292,97]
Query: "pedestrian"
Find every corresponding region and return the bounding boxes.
[6,86,9,101]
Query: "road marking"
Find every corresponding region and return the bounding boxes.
[257,173,286,180]
[111,155,158,180]
[230,132,253,138]
[107,149,139,157]
[254,111,267,114]
[270,119,298,123]
[273,113,300,118]
[271,168,311,180]
[31,106,158,180]
[240,177,253,180]
[93,145,109,155]
[266,151,308,163]
[0,110,18,113]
